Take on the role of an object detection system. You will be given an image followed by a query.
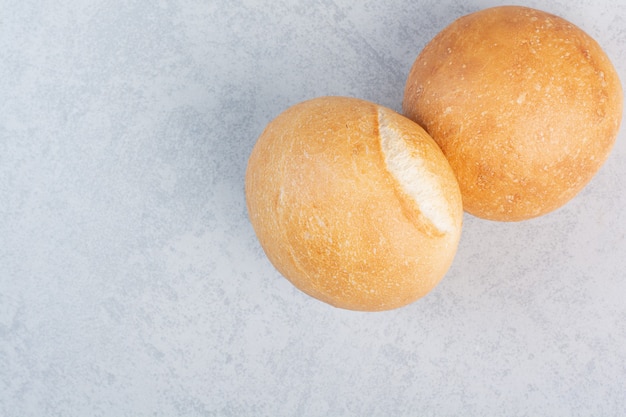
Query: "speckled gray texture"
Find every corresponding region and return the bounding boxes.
[1,0,625,416]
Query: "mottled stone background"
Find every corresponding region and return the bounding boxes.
[1,0,625,416]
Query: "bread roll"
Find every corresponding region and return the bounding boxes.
[403,6,623,221]
[245,96,463,311]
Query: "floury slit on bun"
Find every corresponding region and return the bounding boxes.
[403,6,623,221]
[245,97,463,311]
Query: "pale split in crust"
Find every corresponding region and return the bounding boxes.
[378,108,456,235]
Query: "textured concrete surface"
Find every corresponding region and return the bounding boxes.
[1,0,625,416]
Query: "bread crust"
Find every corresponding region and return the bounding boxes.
[403,6,623,221]
[245,96,463,311]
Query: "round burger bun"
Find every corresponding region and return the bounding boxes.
[245,96,463,311]
[403,5,623,221]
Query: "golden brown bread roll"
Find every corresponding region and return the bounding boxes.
[403,6,623,221]
[245,96,463,311]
